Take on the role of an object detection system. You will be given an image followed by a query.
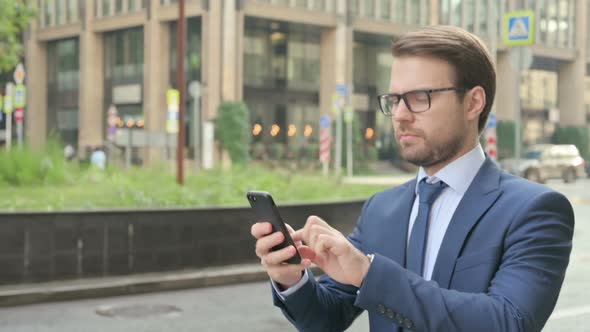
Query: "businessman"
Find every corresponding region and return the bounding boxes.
[251,26,574,331]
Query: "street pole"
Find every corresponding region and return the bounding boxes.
[17,119,23,147]
[6,112,12,151]
[335,111,342,176]
[514,48,522,168]
[189,81,201,170]
[176,0,186,185]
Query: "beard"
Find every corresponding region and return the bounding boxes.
[395,128,465,168]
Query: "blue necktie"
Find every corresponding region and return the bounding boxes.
[406,179,446,277]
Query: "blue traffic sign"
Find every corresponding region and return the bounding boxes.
[336,84,348,97]
[487,113,497,129]
[504,11,535,46]
[320,115,330,129]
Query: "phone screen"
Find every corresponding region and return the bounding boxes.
[247,191,302,264]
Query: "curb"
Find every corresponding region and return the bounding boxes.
[0,264,298,307]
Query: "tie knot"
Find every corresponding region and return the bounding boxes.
[418,179,446,204]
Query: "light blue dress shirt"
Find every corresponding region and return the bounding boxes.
[410,144,485,280]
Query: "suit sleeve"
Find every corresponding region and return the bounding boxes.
[271,196,375,332]
[355,190,574,332]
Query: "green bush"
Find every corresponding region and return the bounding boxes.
[250,142,267,160]
[301,143,319,161]
[551,126,590,159]
[269,143,286,160]
[0,140,70,186]
[215,101,251,165]
[495,120,528,159]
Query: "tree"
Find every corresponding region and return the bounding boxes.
[0,0,37,73]
[215,101,251,165]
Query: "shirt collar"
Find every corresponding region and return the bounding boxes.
[415,144,486,195]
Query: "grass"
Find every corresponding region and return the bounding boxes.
[0,163,393,212]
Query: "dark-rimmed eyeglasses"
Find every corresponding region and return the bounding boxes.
[377,87,466,116]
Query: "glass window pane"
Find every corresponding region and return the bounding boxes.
[380,0,390,20]
[557,0,569,48]
[103,0,110,16]
[56,0,63,24]
[116,0,124,14]
[408,1,420,25]
[440,0,450,25]
[465,0,475,32]
[364,0,375,18]
[295,0,306,8]
[47,38,80,145]
[450,0,462,26]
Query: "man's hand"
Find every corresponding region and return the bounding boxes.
[292,216,371,288]
[251,222,312,289]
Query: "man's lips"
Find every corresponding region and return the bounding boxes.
[397,132,421,142]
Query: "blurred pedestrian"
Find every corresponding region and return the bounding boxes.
[90,146,106,170]
[64,144,75,161]
[251,26,574,332]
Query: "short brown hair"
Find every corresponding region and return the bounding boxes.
[391,26,496,134]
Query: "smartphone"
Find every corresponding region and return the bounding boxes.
[247,191,302,264]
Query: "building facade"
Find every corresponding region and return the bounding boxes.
[22,0,589,164]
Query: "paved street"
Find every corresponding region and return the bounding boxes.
[0,178,589,331]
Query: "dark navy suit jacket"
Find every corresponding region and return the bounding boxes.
[273,159,574,332]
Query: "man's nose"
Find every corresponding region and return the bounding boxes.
[392,98,413,122]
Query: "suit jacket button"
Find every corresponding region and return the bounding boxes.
[385,308,395,320]
[377,304,386,314]
[404,318,414,329]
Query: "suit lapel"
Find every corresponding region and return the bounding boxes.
[430,158,503,288]
[385,180,416,267]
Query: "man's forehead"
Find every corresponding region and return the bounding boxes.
[390,58,456,91]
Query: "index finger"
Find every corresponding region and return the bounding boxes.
[292,215,330,243]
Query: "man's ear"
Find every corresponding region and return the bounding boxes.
[465,86,486,121]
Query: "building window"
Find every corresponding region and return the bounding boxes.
[379,0,390,21]
[244,32,270,87]
[557,0,572,48]
[353,37,392,95]
[244,20,320,91]
[465,0,475,32]
[47,38,80,145]
[450,0,462,26]
[363,0,375,18]
[44,0,54,26]
[67,0,78,23]
[102,0,111,17]
[440,0,450,24]
[392,0,404,23]
[287,32,320,91]
[407,0,420,25]
[539,0,575,47]
[104,28,145,128]
[170,17,202,88]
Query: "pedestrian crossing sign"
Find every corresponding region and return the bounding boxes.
[504,11,535,46]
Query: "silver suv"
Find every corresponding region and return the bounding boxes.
[500,144,586,183]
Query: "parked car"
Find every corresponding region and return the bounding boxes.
[499,144,586,183]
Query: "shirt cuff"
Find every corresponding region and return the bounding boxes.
[357,253,375,295]
[272,269,310,301]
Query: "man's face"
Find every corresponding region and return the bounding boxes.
[389,56,473,172]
